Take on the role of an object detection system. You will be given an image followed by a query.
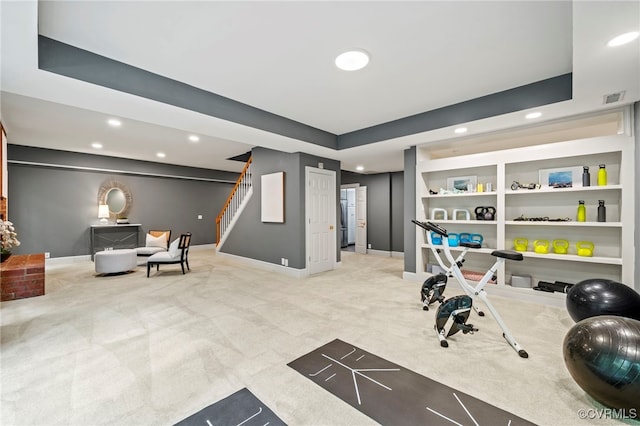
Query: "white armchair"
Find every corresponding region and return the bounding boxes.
[147,233,191,277]
[136,230,171,257]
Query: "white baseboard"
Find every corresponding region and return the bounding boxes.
[43,243,216,268]
[46,255,91,266]
[366,249,405,259]
[484,285,566,308]
[191,243,216,251]
[402,270,566,307]
[402,271,421,282]
[216,251,308,278]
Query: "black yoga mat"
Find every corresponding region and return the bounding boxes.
[288,338,536,426]
[175,387,286,426]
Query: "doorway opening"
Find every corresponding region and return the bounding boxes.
[340,187,356,252]
[340,185,367,254]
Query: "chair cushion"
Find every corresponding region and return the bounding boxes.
[167,238,180,257]
[148,250,180,262]
[136,246,166,256]
[146,232,168,248]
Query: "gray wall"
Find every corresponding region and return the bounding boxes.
[7,145,237,257]
[403,147,417,273]
[220,147,341,269]
[635,101,639,291]
[341,170,404,253]
[391,172,404,253]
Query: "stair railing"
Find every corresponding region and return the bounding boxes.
[216,157,252,246]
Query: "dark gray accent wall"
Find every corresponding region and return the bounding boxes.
[390,172,404,253]
[9,145,238,182]
[7,145,236,257]
[635,101,639,291]
[341,171,404,253]
[220,147,341,269]
[337,74,573,148]
[38,35,572,154]
[403,147,416,273]
[38,36,336,149]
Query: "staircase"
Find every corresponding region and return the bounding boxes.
[216,157,253,250]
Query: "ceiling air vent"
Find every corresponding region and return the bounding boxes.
[603,91,625,104]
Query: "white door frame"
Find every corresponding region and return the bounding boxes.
[305,167,337,274]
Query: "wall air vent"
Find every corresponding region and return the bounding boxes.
[603,91,625,104]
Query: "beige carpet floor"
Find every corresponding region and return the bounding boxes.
[1,248,637,426]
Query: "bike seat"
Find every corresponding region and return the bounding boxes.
[460,242,481,249]
[491,250,524,261]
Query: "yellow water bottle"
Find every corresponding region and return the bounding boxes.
[597,164,607,186]
[577,200,586,222]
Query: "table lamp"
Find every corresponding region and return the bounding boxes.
[98,204,110,224]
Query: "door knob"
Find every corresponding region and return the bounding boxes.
[329,225,334,230]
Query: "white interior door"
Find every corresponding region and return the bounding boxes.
[355,186,367,254]
[306,167,336,274]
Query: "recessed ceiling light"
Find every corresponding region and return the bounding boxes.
[107,118,122,127]
[525,111,542,119]
[454,127,468,134]
[91,142,103,149]
[607,31,639,47]
[356,165,365,171]
[156,152,166,158]
[335,50,370,71]
[188,135,200,142]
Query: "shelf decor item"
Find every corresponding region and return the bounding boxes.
[539,166,583,188]
[598,200,606,222]
[534,240,550,254]
[553,239,570,254]
[598,164,607,186]
[576,241,595,257]
[513,238,528,252]
[577,200,586,222]
[474,206,496,221]
[452,209,470,220]
[582,166,590,186]
[430,208,448,220]
[446,175,477,192]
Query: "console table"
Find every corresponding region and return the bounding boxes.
[90,224,142,260]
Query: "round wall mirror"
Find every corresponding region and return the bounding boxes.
[98,180,133,219]
[105,188,126,215]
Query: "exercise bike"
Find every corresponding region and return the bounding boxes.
[412,220,483,315]
[413,220,529,358]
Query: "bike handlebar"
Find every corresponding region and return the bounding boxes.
[411,219,449,237]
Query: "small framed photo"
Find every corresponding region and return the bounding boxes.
[447,175,477,192]
[539,166,583,188]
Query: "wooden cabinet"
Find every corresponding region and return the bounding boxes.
[415,134,634,296]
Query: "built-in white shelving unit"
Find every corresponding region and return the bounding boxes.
[414,134,635,298]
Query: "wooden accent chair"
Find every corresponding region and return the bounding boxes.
[136,230,171,257]
[147,233,191,277]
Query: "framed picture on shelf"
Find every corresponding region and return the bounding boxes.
[446,175,477,192]
[539,166,583,188]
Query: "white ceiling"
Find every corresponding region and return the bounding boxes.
[1,1,639,174]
